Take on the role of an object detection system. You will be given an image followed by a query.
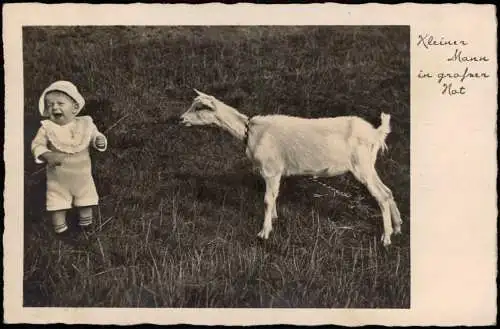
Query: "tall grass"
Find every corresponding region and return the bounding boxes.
[23,26,410,308]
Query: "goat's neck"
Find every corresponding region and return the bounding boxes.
[215,101,249,142]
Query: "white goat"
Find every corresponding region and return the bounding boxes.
[180,89,402,246]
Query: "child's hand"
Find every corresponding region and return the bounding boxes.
[41,151,66,167]
[95,135,106,149]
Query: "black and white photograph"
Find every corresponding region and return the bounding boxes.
[22,24,410,308]
[3,3,497,326]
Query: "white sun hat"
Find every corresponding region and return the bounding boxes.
[38,80,86,117]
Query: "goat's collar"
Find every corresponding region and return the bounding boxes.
[243,116,253,146]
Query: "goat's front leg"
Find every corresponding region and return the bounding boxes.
[258,175,281,239]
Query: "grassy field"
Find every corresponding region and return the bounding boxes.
[23,26,410,308]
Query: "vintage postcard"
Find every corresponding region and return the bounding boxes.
[3,3,497,326]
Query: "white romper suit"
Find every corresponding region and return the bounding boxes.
[31,116,107,211]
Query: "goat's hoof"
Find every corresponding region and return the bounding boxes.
[381,234,392,247]
[394,220,403,234]
[257,230,270,239]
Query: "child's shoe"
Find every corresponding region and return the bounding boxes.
[53,221,68,234]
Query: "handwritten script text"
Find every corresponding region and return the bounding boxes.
[416,34,490,96]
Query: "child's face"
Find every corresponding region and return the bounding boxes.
[45,91,79,125]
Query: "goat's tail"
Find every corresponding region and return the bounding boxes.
[372,112,391,158]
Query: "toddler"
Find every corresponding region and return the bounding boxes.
[31,80,107,233]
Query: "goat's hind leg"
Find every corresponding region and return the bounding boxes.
[374,173,402,234]
[365,178,393,247]
[351,152,394,247]
[258,175,281,239]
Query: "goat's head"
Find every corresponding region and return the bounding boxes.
[180,89,220,127]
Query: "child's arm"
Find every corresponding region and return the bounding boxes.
[31,127,66,166]
[31,126,51,164]
[91,125,108,152]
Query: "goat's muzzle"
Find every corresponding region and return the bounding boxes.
[178,116,192,126]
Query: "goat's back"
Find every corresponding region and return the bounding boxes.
[250,114,379,141]
[247,114,381,177]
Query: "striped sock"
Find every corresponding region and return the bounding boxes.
[78,215,93,227]
[54,222,68,233]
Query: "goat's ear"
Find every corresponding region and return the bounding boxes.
[194,89,210,97]
[197,97,217,111]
